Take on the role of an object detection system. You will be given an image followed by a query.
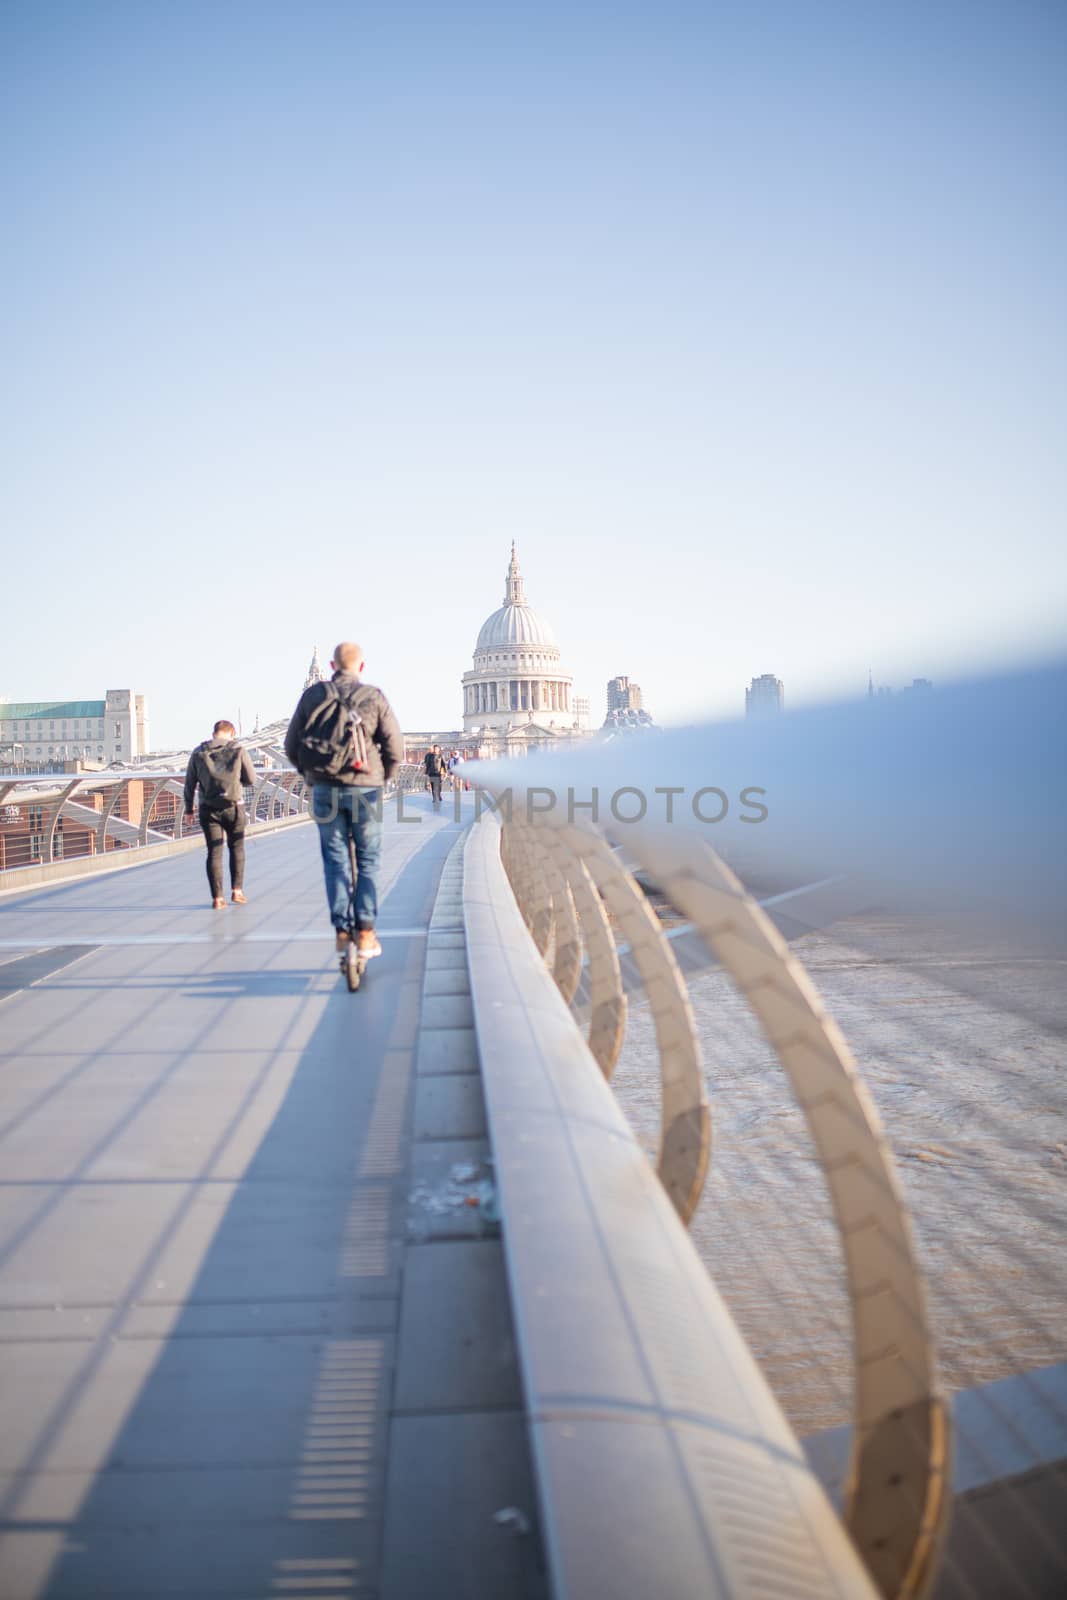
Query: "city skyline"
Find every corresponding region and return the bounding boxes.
[3,1,1064,750]
[0,535,1016,764]
[1,650,945,767]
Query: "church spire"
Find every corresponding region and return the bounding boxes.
[305,645,327,688]
[504,542,526,606]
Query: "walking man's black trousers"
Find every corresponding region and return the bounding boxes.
[199,802,246,898]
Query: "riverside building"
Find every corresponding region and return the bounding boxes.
[0,690,148,767]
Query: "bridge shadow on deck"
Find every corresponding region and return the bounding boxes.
[9,833,456,1600]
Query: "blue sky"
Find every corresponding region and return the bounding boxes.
[2,0,1064,748]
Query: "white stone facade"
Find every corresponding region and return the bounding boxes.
[0,690,147,766]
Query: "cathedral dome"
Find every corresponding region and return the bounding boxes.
[474,544,558,653]
[476,603,557,650]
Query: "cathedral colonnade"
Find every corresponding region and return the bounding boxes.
[464,681,571,715]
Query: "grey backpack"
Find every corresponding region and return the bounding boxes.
[295,683,369,779]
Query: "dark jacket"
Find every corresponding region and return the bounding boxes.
[285,672,404,788]
[184,739,256,812]
[424,750,446,778]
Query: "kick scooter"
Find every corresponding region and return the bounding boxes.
[340,835,366,992]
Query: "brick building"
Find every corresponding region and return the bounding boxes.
[0,777,174,872]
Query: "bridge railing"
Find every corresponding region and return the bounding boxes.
[464,804,944,1600]
[458,661,1067,1600]
[0,769,309,876]
[0,761,428,878]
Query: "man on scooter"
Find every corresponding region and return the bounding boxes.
[285,641,404,961]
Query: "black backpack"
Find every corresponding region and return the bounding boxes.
[295,682,370,780]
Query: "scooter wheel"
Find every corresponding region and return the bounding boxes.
[344,945,361,992]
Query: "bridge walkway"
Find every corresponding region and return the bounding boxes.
[0,795,542,1600]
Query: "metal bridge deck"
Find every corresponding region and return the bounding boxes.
[0,797,536,1600]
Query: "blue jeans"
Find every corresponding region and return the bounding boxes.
[312,785,383,931]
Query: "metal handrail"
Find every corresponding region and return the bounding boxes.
[0,762,431,876]
[463,810,884,1600]
[465,759,960,1599]
[0,769,310,876]
[459,657,1063,1592]
[458,653,1067,1592]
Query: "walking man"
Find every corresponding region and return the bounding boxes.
[183,720,256,909]
[285,641,404,960]
[424,744,445,809]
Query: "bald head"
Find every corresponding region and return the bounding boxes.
[332,642,364,674]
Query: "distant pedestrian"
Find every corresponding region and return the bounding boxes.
[183,721,256,909]
[285,641,404,960]
[424,745,445,808]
